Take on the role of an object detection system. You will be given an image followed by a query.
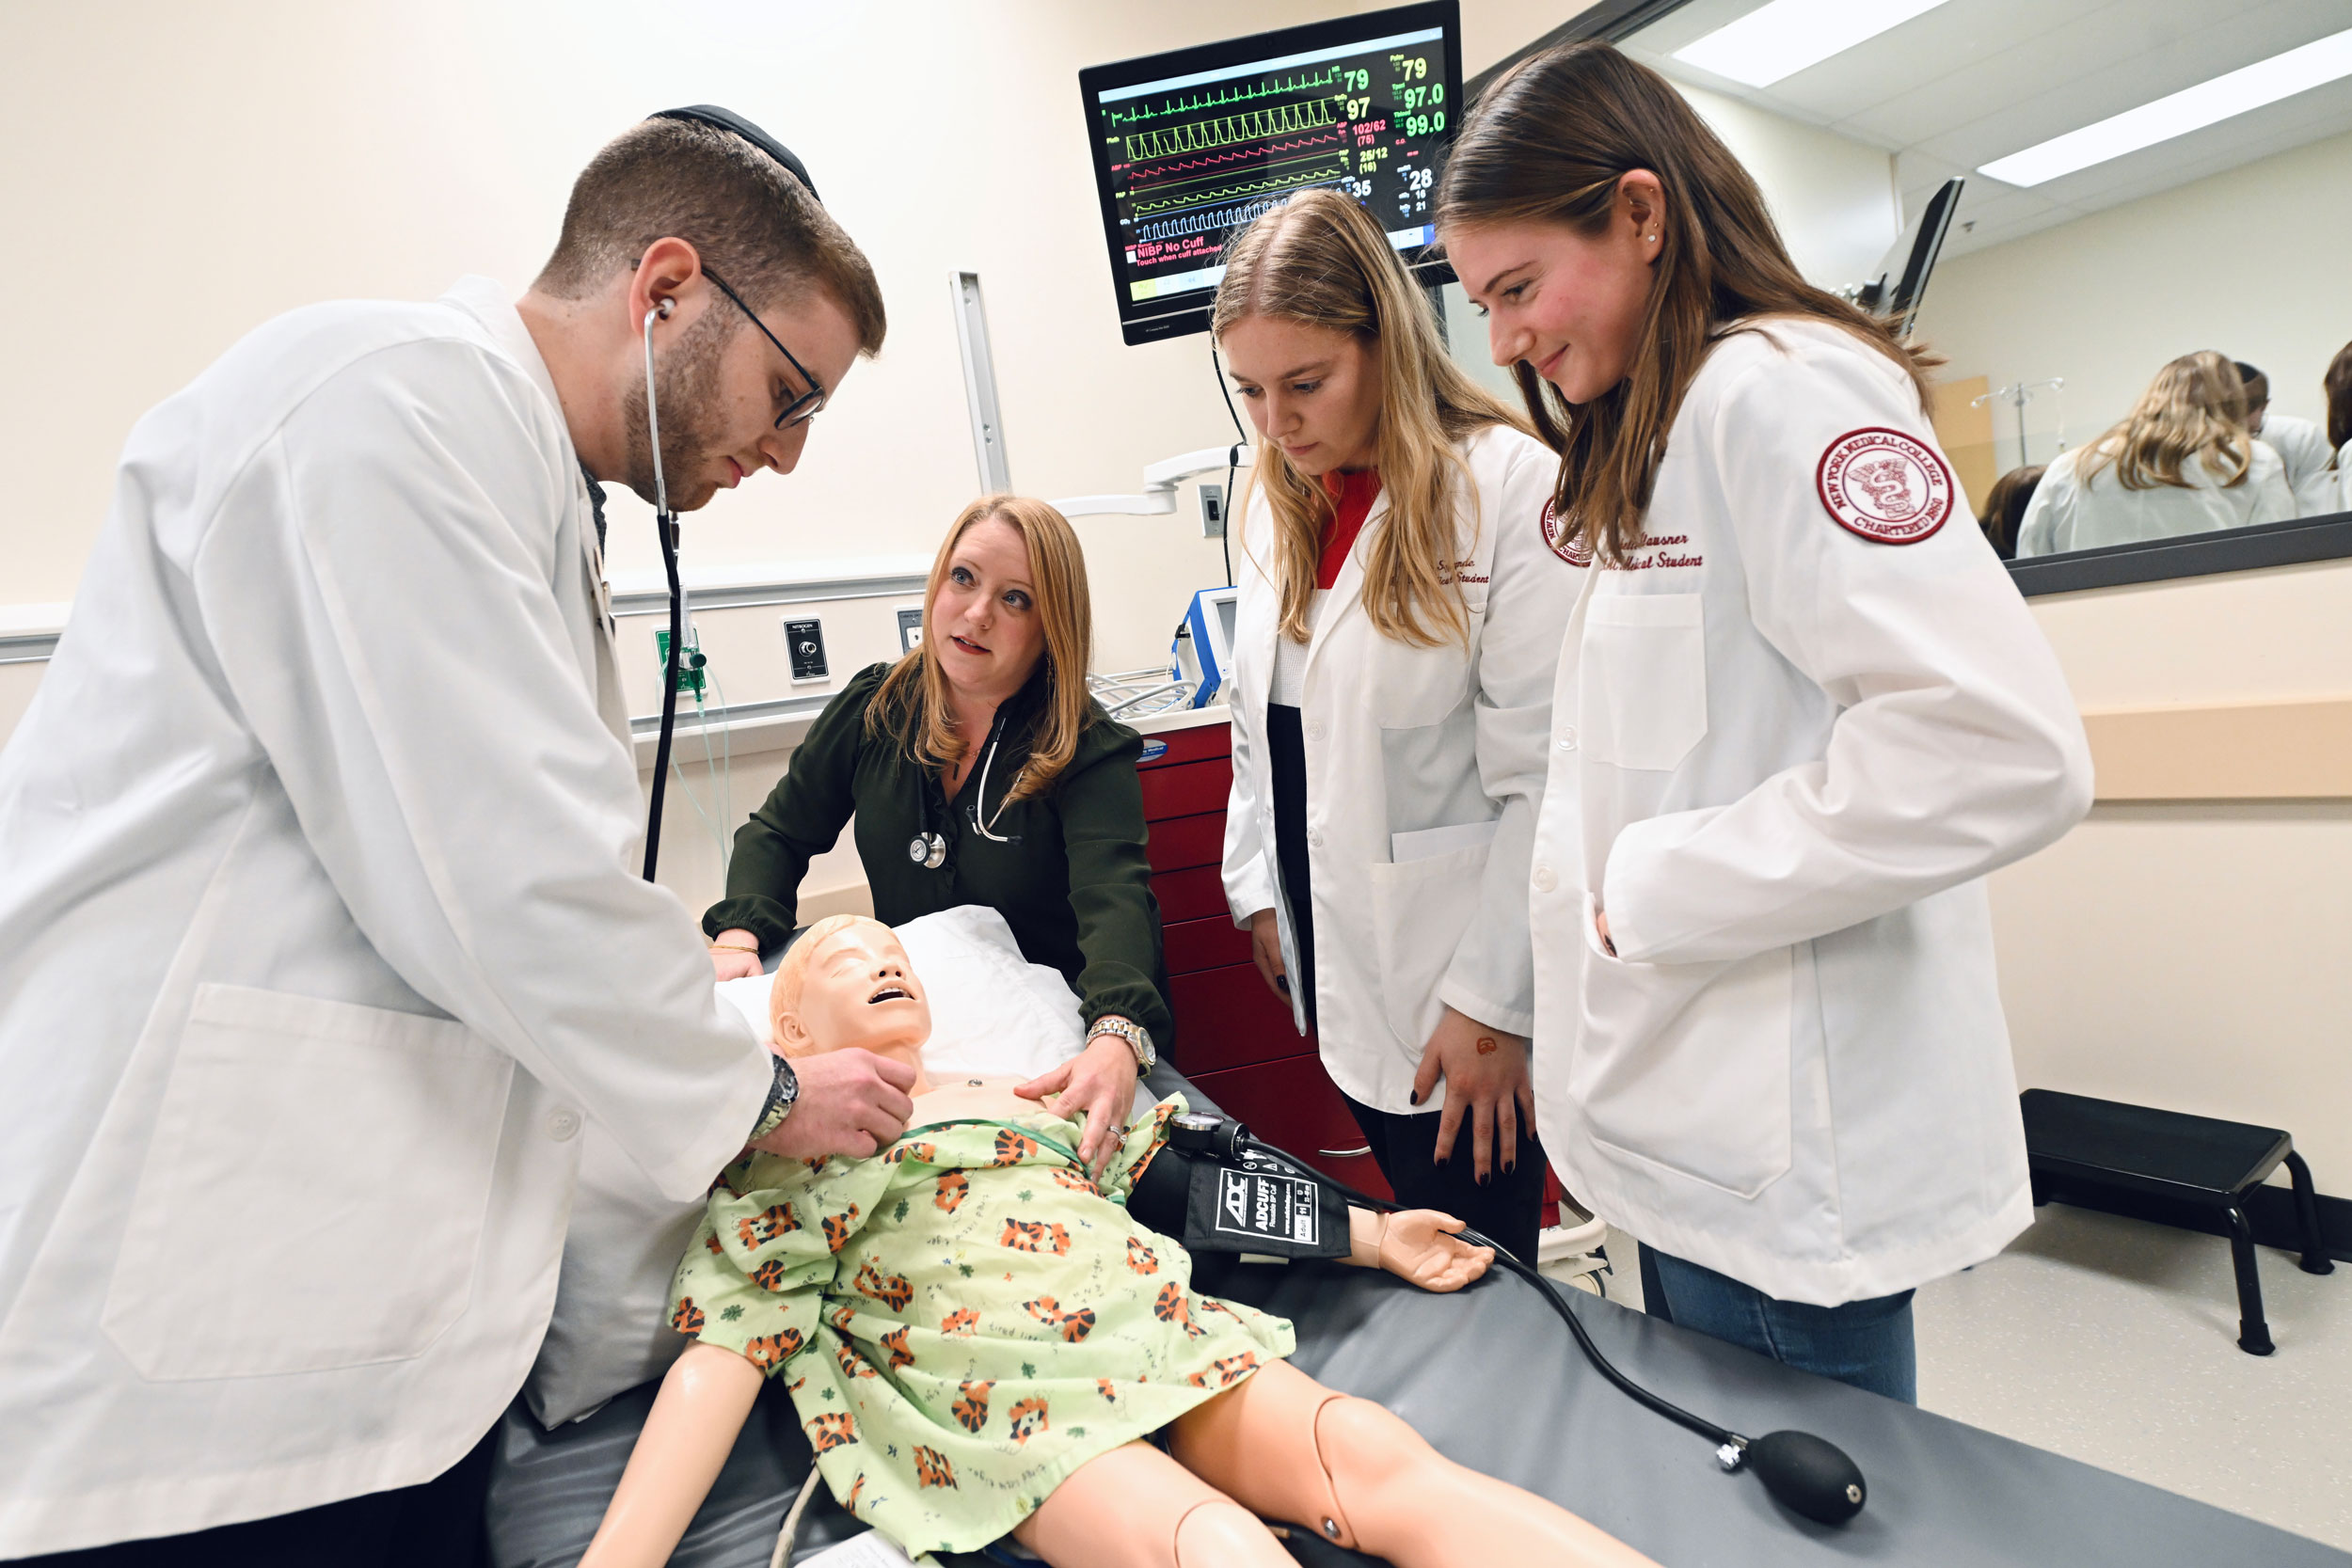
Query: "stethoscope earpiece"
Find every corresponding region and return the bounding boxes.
[653,296,676,319]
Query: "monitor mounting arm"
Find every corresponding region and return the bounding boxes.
[1054,444,1252,518]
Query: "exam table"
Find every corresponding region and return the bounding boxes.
[486,1068,2349,1568]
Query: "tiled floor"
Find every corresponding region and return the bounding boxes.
[1597,1207,2352,1551]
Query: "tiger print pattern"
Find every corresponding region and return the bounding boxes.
[997,1218,1071,1255]
[1124,1238,1159,1275]
[949,1379,993,1433]
[1152,1281,1204,1338]
[913,1445,957,1489]
[670,1298,704,1334]
[750,1258,792,1292]
[806,1411,858,1454]
[744,1328,803,1370]
[736,1203,799,1248]
[820,1204,861,1253]
[939,1307,979,1337]
[934,1171,969,1212]
[1185,1352,1262,1389]
[1006,1396,1050,1445]
[1051,1167,1099,1196]
[1021,1295,1096,1343]
[990,1130,1041,1166]
[834,1340,879,1381]
[879,1325,915,1370]
[854,1260,914,1311]
[886,1140,939,1166]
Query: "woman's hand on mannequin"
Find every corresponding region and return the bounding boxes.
[1344,1207,1492,1291]
[1408,1007,1534,1185]
[1017,1034,1138,1178]
[708,929,764,981]
[1246,909,1290,1001]
[753,1049,916,1160]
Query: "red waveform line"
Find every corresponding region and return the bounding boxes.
[1122,131,1343,184]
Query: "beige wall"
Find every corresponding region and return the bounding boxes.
[6,0,1601,673]
[1999,558,2352,1182]
[1916,129,2352,470]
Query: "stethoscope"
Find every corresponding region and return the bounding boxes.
[641,295,685,881]
[908,708,1024,870]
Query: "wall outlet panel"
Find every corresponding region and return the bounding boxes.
[897,606,926,654]
[1199,482,1226,539]
[784,617,830,683]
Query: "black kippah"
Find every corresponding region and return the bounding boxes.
[649,104,820,203]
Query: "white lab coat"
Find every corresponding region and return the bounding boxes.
[0,278,771,1554]
[1528,319,2094,1307]
[1222,423,1576,1112]
[2014,439,2296,557]
[2257,412,2341,516]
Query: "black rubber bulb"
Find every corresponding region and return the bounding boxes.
[1745,1431,1867,1525]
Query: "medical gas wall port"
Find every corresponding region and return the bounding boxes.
[1199,481,1226,538]
[784,617,829,683]
[653,626,707,699]
[897,606,926,655]
[1078,0,1462,345]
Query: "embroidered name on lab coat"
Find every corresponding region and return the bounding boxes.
[1816,427,1953,545]
[1613,533,1706,572]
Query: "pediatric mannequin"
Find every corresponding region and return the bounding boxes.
[581,915,1654,1567]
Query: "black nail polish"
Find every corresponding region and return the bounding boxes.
[1407,1091,1422,1106]
[1276,975,1290,996]
[1479,1173,1490,1187]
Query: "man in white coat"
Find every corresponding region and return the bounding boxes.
[2236,360,2341,516]
[0,111,917,1561]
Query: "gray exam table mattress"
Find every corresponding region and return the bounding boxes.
[489,1069,2347,1568]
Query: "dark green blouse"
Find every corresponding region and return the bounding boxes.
[703,662,1172,1047]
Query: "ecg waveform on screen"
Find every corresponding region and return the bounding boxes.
[1106,66,1344,126]
[1122,101,1335,163]
[1133,195,1292,244]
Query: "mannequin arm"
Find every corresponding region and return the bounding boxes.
[580,1341,766,1568]
[1343,1207,1493,1292]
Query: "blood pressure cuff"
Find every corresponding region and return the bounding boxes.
[1129,1140,1351,1261]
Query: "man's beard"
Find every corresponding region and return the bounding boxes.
[621,309,734,512]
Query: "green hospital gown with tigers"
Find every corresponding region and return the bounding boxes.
[668,1095,1295,1557]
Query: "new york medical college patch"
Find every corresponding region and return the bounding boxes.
[1815,428,1954,545]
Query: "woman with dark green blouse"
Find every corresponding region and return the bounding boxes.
[705,496,1168,1172]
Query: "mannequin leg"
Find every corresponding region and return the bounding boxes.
[1011,1440,1293,1568]
[1167,1360,1659,1568]
[580,1342,765,1568]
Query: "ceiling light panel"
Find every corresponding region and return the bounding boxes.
[1979,24,2352,186]
[1673,0,1956,89]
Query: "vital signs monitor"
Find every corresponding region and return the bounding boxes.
[1077,1,1462,344]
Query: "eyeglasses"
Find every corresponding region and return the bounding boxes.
[700,264,829,429]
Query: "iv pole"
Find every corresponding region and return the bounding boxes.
[1971,378,2064,473]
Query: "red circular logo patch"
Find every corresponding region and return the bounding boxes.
[1815,428,1953,545]
[1541,498,1591,567]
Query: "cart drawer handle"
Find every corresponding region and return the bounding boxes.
[1315,1145,1374,1158]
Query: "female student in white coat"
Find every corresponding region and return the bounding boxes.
[1215,190,1579,1261]
[2015,352,2296,557]
[1439,43,2094,1401]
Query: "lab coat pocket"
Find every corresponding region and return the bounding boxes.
[1368,831,1495,1051]
[1571,904,1792,1197]
[101,983,515,1380]
[1580,593,1708,771]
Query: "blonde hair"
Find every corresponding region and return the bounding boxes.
[769,912,891,1053]
[2076,352,2255,491]
[1212,189,1529,647]
[867,496,1094,800]
[1435,41,1935,568]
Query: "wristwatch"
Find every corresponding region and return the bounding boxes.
[750,1054,801,1143]
[1088,1016,1155,1077]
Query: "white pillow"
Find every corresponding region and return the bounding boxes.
[526,906,1089,1429]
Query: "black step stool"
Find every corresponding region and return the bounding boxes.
[2020,1089,2333,1355]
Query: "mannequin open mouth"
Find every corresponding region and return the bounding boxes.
[867,984,912,1005]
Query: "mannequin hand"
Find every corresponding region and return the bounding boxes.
[1245,908,1290,1002]
[1016,1035,1137,1179]
[1347,1207,1492,1292]
[709,929,763,981]
[1408,1007,1534,1185]
[752,1048,915,1161]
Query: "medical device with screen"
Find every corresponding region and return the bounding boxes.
[1077,1,1461,345]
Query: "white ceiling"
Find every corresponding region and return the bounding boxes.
[1622,0,2352,260]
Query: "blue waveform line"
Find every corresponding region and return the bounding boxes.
[1132,181,1347,244]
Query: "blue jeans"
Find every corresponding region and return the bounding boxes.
[1641,1247,1917,1403]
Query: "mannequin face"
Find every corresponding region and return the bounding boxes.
[772,921,932,1074]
